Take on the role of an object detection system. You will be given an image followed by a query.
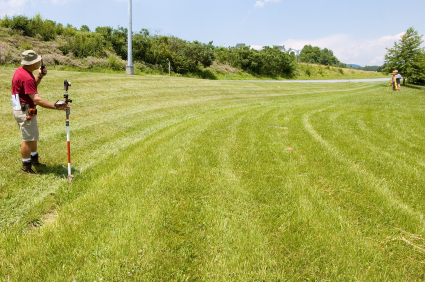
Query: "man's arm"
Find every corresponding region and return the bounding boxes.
[35,76,42,86]
[35,67,47,86]
[29,94,68,110]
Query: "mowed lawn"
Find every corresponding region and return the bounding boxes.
[1,68,425,281]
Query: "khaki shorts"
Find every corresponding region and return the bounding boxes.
[13,106,39,142]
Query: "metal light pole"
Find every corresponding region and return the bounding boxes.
[126,0,134,75]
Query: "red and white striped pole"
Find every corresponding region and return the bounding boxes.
[64,80,73,183]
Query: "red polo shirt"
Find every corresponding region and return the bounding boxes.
[11,66,38,107]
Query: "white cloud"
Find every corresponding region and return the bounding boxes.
[281,32,408,66]
[0,0,28,16]
[255,0,281,8]
[0,0,76,16]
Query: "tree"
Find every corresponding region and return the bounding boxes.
[80,25,91,32]
[384,27,425,85]
[299,45,341,66]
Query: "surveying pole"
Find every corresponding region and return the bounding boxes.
[64,80,73,183]
[126,0,134,75]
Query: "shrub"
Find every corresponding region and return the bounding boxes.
[260,47,296,76]
[299,45,341,66]
[80,25,90,32]
[305,68,311,76]
[214,46,296,77]
[1,15,35,36]
[60,33,106,58]
[20,43,33,51]
[0,14,62,41]
[39,19,57,41]
[108,56,125,70]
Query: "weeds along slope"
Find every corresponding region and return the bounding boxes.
[1,68,425,281]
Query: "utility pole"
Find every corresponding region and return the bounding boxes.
[126,0,134,75]
[167,58,170,76]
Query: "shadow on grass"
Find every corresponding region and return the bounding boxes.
[402,84,424,90]
[35,164,80,178]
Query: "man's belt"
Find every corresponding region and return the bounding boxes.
[21,103,37,116]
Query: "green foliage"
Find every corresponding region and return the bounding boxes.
[20,42,33,50]
[418,53,425,85]
[131,33,215,74]
[214,46,296,77]
[60,32,106,58]
[384,27,425,85]
[184,41,215,69]
[132,30,154,66]
[111,27,128,59]
[0,15,35,36]
[63,24,77,36]
[40,20,58,41]
[80,25,90,32]
[299,45,342,66]
[260,46,297,76]
[0,14,75,41]
[305,68,312,76]
[108,56,125,71]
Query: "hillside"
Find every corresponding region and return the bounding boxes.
[0,26,127,71]
[0,26,386,80]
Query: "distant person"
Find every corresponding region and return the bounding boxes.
[394,70,403,90]
[391,70,403,91]
[10,50,68,174]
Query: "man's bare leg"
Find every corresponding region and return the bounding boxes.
[21,141,37,173]
[21,141,36,159]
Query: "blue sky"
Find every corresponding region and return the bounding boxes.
[1,0,424,66]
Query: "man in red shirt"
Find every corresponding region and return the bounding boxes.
[11,50,68,174]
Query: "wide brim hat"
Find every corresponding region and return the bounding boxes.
[21,50,42,65]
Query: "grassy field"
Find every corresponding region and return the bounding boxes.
[1,67,424,281]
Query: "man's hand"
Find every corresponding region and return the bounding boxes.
[54,100,69,111]
[38,66,47,79]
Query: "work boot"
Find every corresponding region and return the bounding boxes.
[31,153,46,167]
[22,161,36,174]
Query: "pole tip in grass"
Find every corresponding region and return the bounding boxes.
[68,175,74,184]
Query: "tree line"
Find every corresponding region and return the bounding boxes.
[0,14,343,78]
